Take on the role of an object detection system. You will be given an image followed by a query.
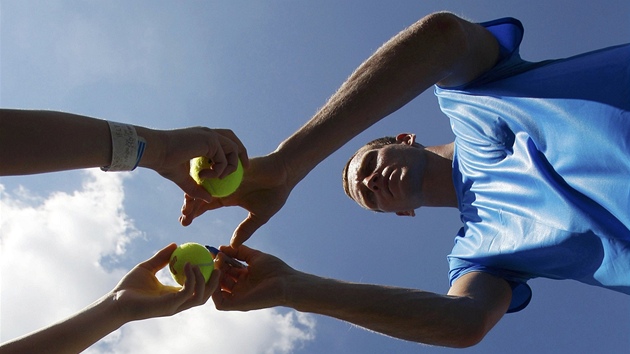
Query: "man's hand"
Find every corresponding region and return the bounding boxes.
[211,245,296,311]
[179,153,293,247]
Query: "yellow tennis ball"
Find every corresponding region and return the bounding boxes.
[190,157,243,197]
[168,242,214,286]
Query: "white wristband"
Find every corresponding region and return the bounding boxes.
[101,121,146,172]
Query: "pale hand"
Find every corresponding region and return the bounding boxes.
[110,243,220,322]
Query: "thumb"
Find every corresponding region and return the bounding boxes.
[140,243,177,273]
[178,177,214,204]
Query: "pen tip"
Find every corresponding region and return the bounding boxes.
[205,245,220,257]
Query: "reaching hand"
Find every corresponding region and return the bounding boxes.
[149,128,249,203]
[179,153,293,247]
[212,245,296,311]
[110,243,220,322]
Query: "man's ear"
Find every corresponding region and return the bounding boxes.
[395,210,416,217]
[395,133,416,146]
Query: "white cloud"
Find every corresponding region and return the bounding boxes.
[0,170,133,338]
[0,171,316,353]
[98,307,316,354]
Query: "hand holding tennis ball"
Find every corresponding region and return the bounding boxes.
[190,157,244,197]
[168,242,215,286]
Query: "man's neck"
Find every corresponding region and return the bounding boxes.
[422,143,457,208]
[426,142,454,161]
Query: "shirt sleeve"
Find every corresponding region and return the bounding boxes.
[446,17,552,90]
[449,255,533,313]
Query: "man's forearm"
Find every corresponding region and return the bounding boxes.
[274,12,483,185]
[286,272,490,348]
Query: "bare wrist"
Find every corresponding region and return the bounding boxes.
[284,271,320,312]
[135,127,165,172]
[98,292,134,327]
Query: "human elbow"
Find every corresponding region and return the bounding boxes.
[447,312,494,348]
[451,323,488,348]
[404,315,489,348]
[415,12,477,85]
[418,11,470,51]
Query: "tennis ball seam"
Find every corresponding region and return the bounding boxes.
[168,242,214,286]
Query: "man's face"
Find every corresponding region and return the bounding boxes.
[346,134,426,214]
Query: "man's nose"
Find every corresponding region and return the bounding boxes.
[363,173,379,191]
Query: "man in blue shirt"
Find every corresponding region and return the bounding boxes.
[344,17,630,313]
[181,12,629,347]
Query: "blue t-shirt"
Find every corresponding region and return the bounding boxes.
[435,18,630,313]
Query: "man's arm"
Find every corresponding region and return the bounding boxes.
[290,272,510,347]
[0,109,248,202]
[276,12,499,182]
[213,246,511,348]
[180,12,499,245]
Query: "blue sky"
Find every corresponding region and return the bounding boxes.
[1,1,629,353]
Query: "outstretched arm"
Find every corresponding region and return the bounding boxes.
[0,109,248,202]
[180,12,499,245]
[274,12,498,181]
[0,244,219,354]
[212,245,511,348]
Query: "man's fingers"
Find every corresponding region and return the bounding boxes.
[230,214,268,247]
[206,268,221,294]
[180,194,223,226]
[179,180,214,204]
